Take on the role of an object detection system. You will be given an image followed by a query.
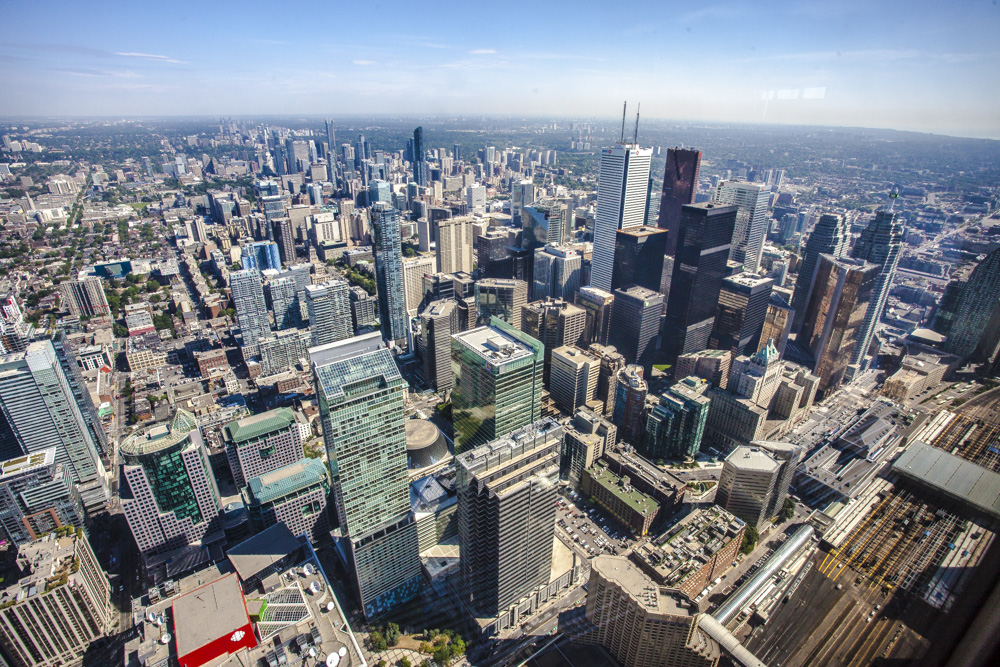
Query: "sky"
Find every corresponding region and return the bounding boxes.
[1,0,998,138]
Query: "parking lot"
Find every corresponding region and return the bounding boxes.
[554,487,641,558]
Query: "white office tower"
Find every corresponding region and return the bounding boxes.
[712,181,770,274]
[466,184,486,213]
[590,144,653,292]
[305,280,352,347]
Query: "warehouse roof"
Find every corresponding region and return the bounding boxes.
[893,440,1000,520]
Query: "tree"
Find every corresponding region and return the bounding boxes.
[386,622,401,647]
[780,497,795,522]
[419,642,432,654]
[432,646,451,666]
[369,630,387,652]
[398,658,411,667]
[740,526,759,555]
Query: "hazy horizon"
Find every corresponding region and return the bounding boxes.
[2,0,998,140]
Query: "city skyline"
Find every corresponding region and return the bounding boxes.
[0,1,997,139]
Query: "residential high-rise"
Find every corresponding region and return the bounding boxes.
[0,294,33,354]
[451,319,544,453]
[372,203,408,343]
[265,274,302,330]
[231,269,272,346]
[521,298,586,383]
[939,247,1000,361]
[350,285,377,330]
[757,291,794,358]
[644,377,711,460]
[656,147,701,244]
[576,287,615,347]
[709,273,775,356]
[0,340,108,511]
[612,365,647,445]
[272,217,296,266]
[436,216,474,274]
[591,143,653,292]
[60,276,110,319]
[847,209,905,374]
[222,408,306,488]
[456,418,561,621]
[0,532,112,667]
[532,244,582,301]
[474,278,528,329]
[0,447,83,546]
[243,458,330,542]
[789,213,849,332]
[581,555,719,667]
[612,225,668,293]
[712,180,770,274]
[305,279,352,347]
[714,445,782,528]
[413,126,427,186]
[402,254,436,316]
[610,285,663,373]
[798,255,878,396]
[419,299,458,392]
[120,410,224,564]
[662,203,739,363]
[311,333,422,618]
[549,346,600,414]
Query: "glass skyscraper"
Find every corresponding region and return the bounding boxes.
[241,241,282,272]
[789,213,849,333]
[311,333,421,619]
[371,203,408,344]
[451,318,544,453]
[230,269,272,346]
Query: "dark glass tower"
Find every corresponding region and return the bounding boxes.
[413,126,426,186]
[789,213,849,332]
[662,203,738,364]
[848,209,904,372]
[610,285,663,375]
[941,247,1000,361]
[611,226,668,293]
[709,273,775,356]
[656,148,701,250]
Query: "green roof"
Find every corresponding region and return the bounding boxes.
[246,458,328,505]
[223,408,297,444]
[586,463,658,514]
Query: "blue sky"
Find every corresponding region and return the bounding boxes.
[1,0,998,138]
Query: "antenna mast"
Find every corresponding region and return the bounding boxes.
[633,103,640,145]
[620,102,627,143]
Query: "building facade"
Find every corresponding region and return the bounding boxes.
[243,458,331,542]
[305,279,352,347]
[222,408,306,488]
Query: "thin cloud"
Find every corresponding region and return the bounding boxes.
[115,52,187,64]
[469,49,497,55]
[352,59,376,66]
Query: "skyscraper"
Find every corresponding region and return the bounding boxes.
[520,298,586,384]
[847,209,905,373]
[789,213,849,332]
[0,293,34,354]
[371,203,408,343]
[456,418,561,622]
[451,319,544,453]
[656,147,702,243]
[474,278,528,329]
[231,269,272,346]
[712,180,770,274]
[798,255,878,396]
[576,287,615,347]
[0,447,83,546]
[523,199,571,248]
[305,279,352,347]
[59,277,110,319]
[757,292,794,358]
[939,247,1000,361]
[402,254,436,316]
[549,346,600,414]
[709,273,775,356]
[662,203,738,363]
[120,410,224,564]
[0,340,108,511]
[272,217,296,266]
[265,274,301,330]
[591,143,653,292]
[419,299,458,392]
[413,126,427,186]
[610,285,663,374]
[714,445,782,528]
[311,333,422,618]
[222,407,306,488]
[612,365,647,445]
[436,216,474,274]
[644,376,711,460]
[611,225,668,293]
[477,228,511,279]
[532,245,582,301]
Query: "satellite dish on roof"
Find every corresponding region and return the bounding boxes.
[303,563,315,576]
[160,633,171,645]
[309,648,317,658]
[309,581,320,594]
[326,654,340,667]
[338,647,347,658]
[326,602,335,612]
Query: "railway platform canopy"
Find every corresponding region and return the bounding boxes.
[893,440,1000,521]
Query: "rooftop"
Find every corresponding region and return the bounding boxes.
[0,447,54,480]
[453,324,538,366]
[225,523,302,583]
[724,273,775,289]
[120,410,198,458]
[725,446,780,473]
[246,459,328,506]
[586,461,659,515]
[1,533,85,605]
[634,505,744,588]
[591,555,693,616]
[894,440,1000,520]
[172,573,250,658]
[223,407,296,444]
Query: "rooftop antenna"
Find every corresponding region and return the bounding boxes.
[620,101,627,144]
[633,103,640,145]
[888,185,899,212]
